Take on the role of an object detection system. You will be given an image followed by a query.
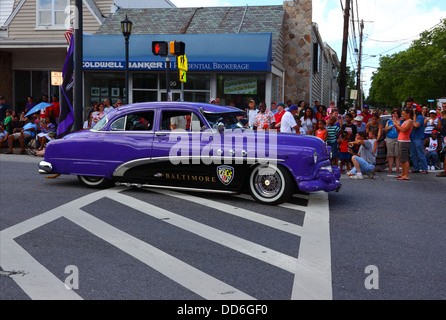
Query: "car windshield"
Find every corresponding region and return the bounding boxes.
[91,115,107,131]
[203,112,245,130]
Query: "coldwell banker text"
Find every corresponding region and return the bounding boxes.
[82,61,253,71]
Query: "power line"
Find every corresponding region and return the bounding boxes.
[366,21,444,43]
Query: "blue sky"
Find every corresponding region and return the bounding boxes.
[171,0,446,97]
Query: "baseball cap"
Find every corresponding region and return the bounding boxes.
[429,109,436,114]
[288,105,298,111]
[209,97,216,103]
[277,102,285,107]
[363,105,369,108]
[354,115,364,122]
[249,99,255,103]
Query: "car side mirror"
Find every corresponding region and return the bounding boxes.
[217,122,225,134]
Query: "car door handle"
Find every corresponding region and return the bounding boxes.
[156,132,167,137]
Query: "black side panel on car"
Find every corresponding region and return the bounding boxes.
[122,160,249,192]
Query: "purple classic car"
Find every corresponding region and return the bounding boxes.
[39,102,341,204]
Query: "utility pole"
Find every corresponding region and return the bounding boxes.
[356,19,364,110]
[338,0,350,114]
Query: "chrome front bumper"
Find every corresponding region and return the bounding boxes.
[39,161,53,174]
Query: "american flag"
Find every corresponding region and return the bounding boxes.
[64,27,74,45]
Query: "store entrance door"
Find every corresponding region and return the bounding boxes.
[161,90,182,102]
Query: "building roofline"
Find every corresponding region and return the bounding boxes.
[3,0,25,27]
[83,0,106,25]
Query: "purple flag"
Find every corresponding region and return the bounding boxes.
[57,35,75,139]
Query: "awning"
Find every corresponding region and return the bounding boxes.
[83,33,272,72]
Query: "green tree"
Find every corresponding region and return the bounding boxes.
[368,19,446,106]
[338,66,356,109]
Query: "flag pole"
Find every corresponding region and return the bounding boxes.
[73,0,83,131]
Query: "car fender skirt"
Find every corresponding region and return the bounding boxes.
[69,162,111,178]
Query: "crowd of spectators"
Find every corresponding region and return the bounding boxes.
[0,94,59,155]
[2,93,446,179]
[238,97,446,179]
[83,98,124,129]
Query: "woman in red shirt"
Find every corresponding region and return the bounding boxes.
[49,95,60,121]
[393,108,414,180]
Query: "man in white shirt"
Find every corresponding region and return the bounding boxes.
[170,115,187,130]
[280,105,300,133]
[247,99,258,128]
[103,98,114,114]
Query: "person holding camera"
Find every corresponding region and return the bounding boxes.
[346,130,377,180]
[393,107,415,180]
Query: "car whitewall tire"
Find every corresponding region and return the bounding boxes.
[77,175,112,188]
[248,164,294,205]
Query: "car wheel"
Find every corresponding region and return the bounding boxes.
[77,175,112,188]
[248,164,294,205]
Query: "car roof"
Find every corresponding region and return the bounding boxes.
[116,101,242,114]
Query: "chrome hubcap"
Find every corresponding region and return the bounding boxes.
[254,171,282,198]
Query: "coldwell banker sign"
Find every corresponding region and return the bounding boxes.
[82,61,255,71]
[82,33,272,72]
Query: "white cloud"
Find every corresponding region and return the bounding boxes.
[312,0,343,44]
[312,0,446,97]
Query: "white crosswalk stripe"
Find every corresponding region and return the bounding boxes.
[0,187,332,300]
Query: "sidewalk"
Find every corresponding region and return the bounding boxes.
[338,167,446,181]
[0,147,42,156]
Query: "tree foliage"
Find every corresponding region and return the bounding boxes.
[367,19,446,107]
[337,66,356,108]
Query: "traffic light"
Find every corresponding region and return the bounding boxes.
[152,41,168,56]
[169,41,185,56]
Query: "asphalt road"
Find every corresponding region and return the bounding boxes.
[1,153,445,302]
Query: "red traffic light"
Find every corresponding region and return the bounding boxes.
[152,41,168,56]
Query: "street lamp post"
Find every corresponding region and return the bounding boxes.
[121,15,132,104]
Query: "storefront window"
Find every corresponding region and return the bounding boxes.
[32,71,49,102]
[14,70,58,112]
[85,71,211,106]
[183,73,210,90]
[217,74,265,109]
[184,92,209,103]
[133,91,158,103]
[160,72,185,90]
[14,70,31,111]
[84,72,124,109]
[159,72,210,103]
[133,73,158,103]
[133,73,157,89]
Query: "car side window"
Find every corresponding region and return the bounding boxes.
[160,111,206,131]
[110,117,126,130]
[110,111,154,131]
[190,112,205,132]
